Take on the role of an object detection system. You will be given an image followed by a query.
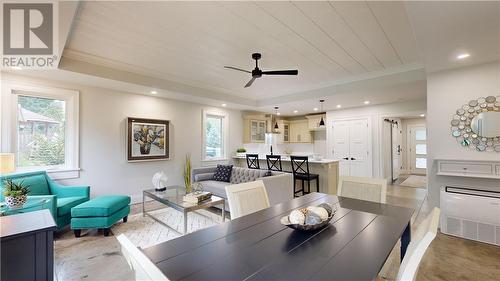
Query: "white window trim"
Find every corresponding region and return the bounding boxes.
[1,82,80,179]
[202,109,228,162]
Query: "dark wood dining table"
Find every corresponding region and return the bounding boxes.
[142,192,413,281]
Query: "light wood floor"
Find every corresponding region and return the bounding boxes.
[54,176,500,281]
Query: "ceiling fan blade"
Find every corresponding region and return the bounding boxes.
[261,70,298,75]
[224,66,251,73]
[244,77,256,88]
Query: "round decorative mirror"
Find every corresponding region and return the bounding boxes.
[451,95,500,152]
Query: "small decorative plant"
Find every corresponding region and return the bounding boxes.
[236,148,246,153]
[2,179,29,209]
[184,154,192,193]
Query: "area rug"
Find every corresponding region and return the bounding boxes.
[399,175,427,189]
[113,207,224,249]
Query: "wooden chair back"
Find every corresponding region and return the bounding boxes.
[246,154,260,169]
[266,155,282,171]
[338,176,387,203]
[225,180,270,219]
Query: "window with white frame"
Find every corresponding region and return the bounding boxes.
[202,110,228,161]
[1,83,79,176]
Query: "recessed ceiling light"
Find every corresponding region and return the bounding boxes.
[313,108,319,111]
[277,112,281,116]
[364,100,370,105]
[12,66,22,70]
[420,114,425,117]
[221,103,227,107]
[336,104,342,108]
[457,53,470,60]
[150,90,157,95]
[293,110,298,114]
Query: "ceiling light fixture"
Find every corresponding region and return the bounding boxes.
[313,107,319,111]
[150,90,157,95]
[274,106,279,130]
[336,104,342,108]
[319,99,325,126]
[277,112,281,116]
[364,100,370,105]
[12,66,22,70]
[221,103,227,107]
[457,53,470,60]
[293,110,298,114]
[420,114,425,117]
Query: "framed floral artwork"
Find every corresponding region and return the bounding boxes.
[127,117,169,161]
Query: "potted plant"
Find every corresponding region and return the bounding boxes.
[2,179,29,209]
[236,148,247,157]
[184,154,192,193]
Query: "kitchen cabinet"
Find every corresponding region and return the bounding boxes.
[276,120,290,143]
[306,114,326,131]
[243,116,267,143]
[289,120,312,143]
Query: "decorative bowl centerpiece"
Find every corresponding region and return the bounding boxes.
[281,203,336,231]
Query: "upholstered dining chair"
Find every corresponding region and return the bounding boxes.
[225,180,270,219]
[396,207,440,281]
[337,176,387,203]
[117,234,169,281]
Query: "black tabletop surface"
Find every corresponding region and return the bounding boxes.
[142,193,413,281]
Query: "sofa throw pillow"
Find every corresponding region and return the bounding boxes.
[213,164,233,182]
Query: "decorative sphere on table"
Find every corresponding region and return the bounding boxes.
[318,203,333,216]
[307,206,329,221]
[152,171,168,191]
[289,209,306,225]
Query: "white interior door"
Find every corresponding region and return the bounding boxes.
[348,119,370,177]
[332,121,350,176]
[332,118,371,177]
[409,125,427,174]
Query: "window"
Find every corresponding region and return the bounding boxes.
[1,82,79,178]
[17,95,66,168]
[202,110,228,161]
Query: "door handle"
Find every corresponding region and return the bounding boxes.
[343,157,349,160]
[350,157,356,160]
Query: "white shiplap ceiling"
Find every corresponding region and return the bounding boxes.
[63,1,422,106]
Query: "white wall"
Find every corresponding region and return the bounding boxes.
[1,73,243,202]
[326,100,427,178]
[427,61,500,207]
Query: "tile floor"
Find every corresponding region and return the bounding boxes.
[54,177,500,281]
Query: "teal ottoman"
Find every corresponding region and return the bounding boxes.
[71,195,130,237]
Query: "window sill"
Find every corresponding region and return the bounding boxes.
[201,158,229,166]
[14,167,81,180]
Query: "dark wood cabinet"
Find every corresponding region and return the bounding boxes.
[0,210,57,281]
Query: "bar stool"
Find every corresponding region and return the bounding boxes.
[246,154,260,169]
[290,156,319,197]
[266,155,282,172]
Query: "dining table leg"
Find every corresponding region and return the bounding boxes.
[401,222,411,261]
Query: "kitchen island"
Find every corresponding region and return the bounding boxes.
[232,156,340,195]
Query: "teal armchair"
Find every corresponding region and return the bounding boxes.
[0,171,90,229]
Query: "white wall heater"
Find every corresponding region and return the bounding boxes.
[440,186,500,246]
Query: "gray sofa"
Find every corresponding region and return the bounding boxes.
[191,166,293,210]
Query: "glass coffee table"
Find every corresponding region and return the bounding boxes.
[143,186,225,234]
[0,198,50,216]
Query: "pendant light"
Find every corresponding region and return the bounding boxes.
[319,100,325,126]
[274,106,279,131]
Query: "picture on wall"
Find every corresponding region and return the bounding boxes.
[127,117,170,161]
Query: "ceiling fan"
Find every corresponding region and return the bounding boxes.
[224,53,298,88]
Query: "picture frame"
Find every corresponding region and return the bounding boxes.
[127,117,170,162]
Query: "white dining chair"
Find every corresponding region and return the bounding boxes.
[396,207,440,281]
[338,176,387,203]
[117,234,169,281]
[225,180,270,219]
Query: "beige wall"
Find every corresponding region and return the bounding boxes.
[1,73,244,202]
